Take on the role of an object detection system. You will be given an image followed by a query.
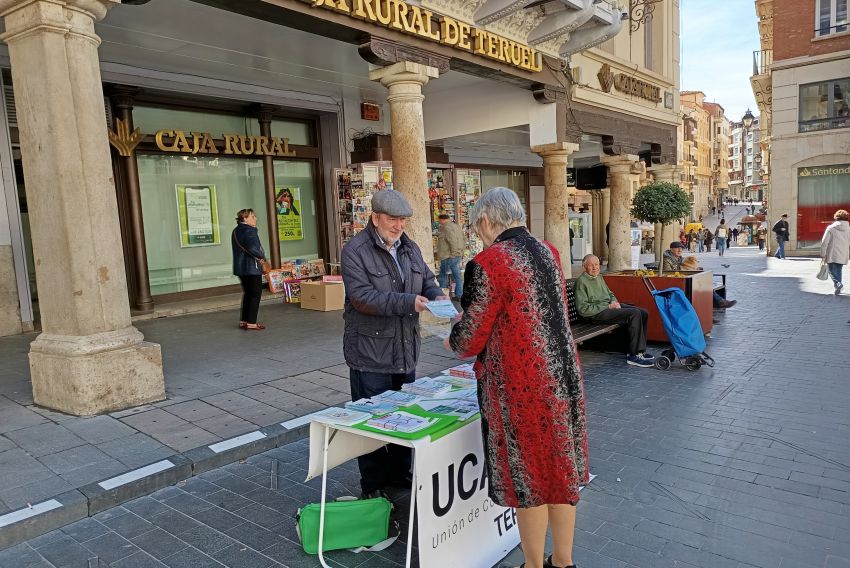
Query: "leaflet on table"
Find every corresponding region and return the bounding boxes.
[435,375,477,389]
[372,390,421,405]
[425,300,459,319]
[431,387,478,402]
[353,405,466,440]
[416,399,479,421]
[312,407,371,426]
[365,411,436,433]
[401,377,452,397]
[345,398,398,415]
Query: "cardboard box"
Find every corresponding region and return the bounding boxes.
[300,281,345,311]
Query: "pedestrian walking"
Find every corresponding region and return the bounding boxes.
[704,229,713,253]
[757,226,767,251]
[697,228,705,253]
[341,190,445,499]
[436,213,465,301]
[687,230,697,252]
[715,220,728,256]
[730,227,739,248]
[773,214,790,259]
[820,209,850,295]
[446,188,588,568]
[231,209,268,331]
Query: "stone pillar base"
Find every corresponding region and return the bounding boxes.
[29,327,165,416]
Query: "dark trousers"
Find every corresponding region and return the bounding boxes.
[350,369,416,493]
[588,305,648,355]
[238,275,262,324]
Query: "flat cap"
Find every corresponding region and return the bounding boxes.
[670,241,685,249]
[372,190,413,217]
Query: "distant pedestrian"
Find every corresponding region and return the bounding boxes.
[697,228,705,253]
[436,214,465,300]
[715,220,728,256]
[687,230,697,252]
[757,226,767,251]
[820,209,850,295]
[704,230,713,253]
[731,227,739,248]
[773,214,790,259]
[231,209,268,331]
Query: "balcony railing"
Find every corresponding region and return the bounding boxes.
[752,49,773,75]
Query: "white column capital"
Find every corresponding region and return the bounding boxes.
[369,61,440,89]
[531,142,579,162]
[601,154,642,174]
[0,0,117,44]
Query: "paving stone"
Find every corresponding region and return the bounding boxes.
[159,546,224,568]
[222,522,282,552]
[148,509,203,535]
[35,535,97,568]
[3,423,87,457]
[60,516,110,542]
[63,416,138,445]
[0,406,48,434]
[81,531,141,564]
[0,543,54,568]
[102,511,157,539]
[109,552,169,568]
[175,524,236,554]
[162,400,227,422]
[129,527,188,560]
[211,543,279,568]
[0,448,57,489]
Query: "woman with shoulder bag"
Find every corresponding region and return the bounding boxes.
[232,209,269,330]
[820,209,850,295]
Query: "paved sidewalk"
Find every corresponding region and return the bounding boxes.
[3,206,850,567]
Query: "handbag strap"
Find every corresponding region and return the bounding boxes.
[232,227,263,262]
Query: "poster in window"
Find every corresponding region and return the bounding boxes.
[276,186,304,241]
[176,184,220,247]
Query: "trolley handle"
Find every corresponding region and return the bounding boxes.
[642,276,658,294]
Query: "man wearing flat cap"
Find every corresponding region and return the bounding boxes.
[663,241,737,309]
[340,189,444,500]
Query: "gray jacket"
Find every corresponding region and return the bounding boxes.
[341,221,443,374]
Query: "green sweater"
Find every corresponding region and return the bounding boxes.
[574,272,617,318]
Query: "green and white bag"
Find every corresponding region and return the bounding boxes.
[296,496,397,554]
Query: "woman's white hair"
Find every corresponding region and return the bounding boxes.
[470,187,526,231]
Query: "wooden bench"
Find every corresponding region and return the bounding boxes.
[565,279,623,345]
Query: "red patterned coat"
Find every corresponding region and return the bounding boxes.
[448,227,589,508]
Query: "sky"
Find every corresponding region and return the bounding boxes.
[680,0,761,122]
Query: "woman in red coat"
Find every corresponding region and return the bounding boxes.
[446,188,589,568]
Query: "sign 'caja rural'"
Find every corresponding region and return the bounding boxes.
[311,0,543,73]
[154,130,297,157]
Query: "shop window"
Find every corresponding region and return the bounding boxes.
[797,163,850,249]
[816,0,848,36]
[799,77,850,132]
[134,106,251,135]
[480,169,528,212]
[271,120,313,146]
[138,155,270,295]
[273,160,320,261]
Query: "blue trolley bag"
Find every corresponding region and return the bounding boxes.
[650,286,706,357]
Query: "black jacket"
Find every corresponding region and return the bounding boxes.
[341,221,443,374]
[231,223,265,276]
[773,219,789,242]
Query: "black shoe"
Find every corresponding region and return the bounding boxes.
[544,555,577,568]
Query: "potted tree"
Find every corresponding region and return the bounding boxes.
[631,181,692,275]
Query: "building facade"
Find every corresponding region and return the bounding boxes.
[754,0,850,255]
[728,116,765,202]
[0,0,685,414]
[704,102,730,207]
[680,91,712,219]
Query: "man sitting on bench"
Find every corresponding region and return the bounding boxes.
[575,255,655,368]
[662,242,736,309]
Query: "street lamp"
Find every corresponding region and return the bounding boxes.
[740,109,755,201]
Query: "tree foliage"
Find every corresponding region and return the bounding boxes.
[630,181,692,225]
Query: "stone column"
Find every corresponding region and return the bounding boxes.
[0,0,165,415]
[600,188,611,262]
[370,61,439,266]
[602,155,642,272]
[590,190,603,258]
[532,142,578,278]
